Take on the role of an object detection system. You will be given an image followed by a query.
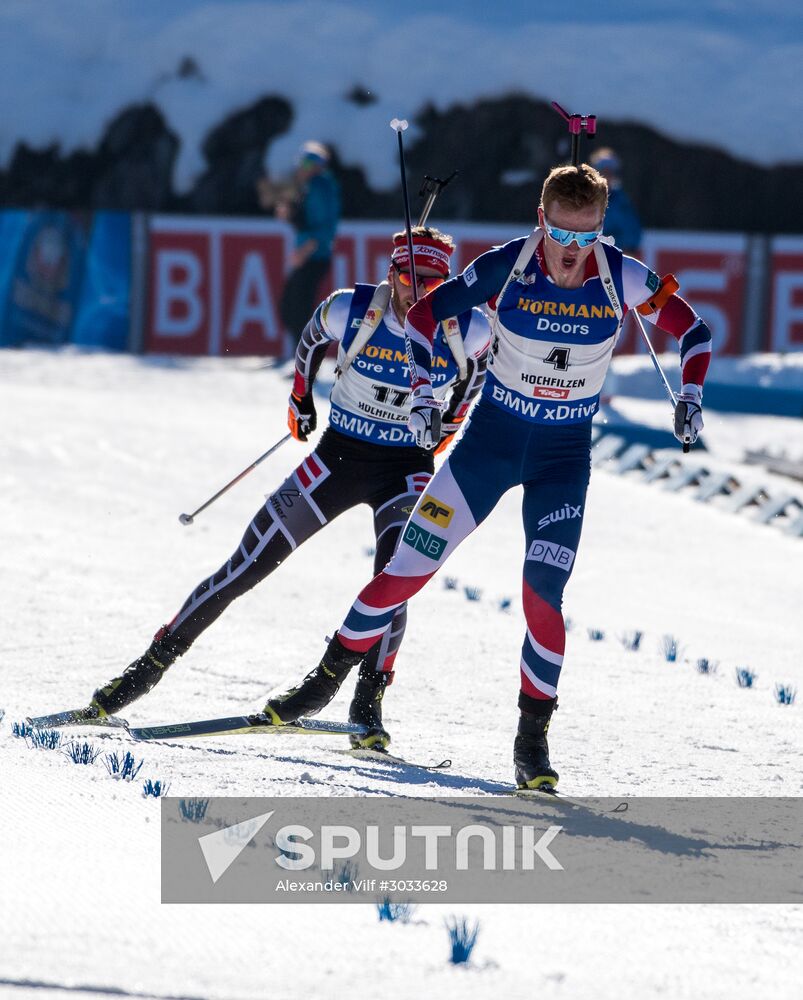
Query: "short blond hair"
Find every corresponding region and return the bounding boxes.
[541,165,608,216]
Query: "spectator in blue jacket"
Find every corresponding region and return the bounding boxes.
[590,148,642,256]
[277,141,341,356]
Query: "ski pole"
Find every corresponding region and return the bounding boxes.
[630,310,691,453]
[390,118,419,303]
[417,171,457,227]
[178,432,292,526]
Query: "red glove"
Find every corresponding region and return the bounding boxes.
[288,392,317,442]
[434,414,465,456]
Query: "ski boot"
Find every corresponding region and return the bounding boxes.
[514,694,559,791]
[264,634,362,724]
[348,665,392,750]
[90,628,189,716]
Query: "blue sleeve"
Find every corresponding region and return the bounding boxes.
[300,175,341,252]
[429,241,522,321]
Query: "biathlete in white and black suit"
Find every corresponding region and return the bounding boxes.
[266,164,712,787]
[89,227,490,745]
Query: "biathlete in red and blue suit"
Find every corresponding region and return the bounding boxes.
[266,164,712,788]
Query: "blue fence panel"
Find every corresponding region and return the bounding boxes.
[72,212,132,351]
[0,209,131,351]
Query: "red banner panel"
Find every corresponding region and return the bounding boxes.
[143,220,797,358]
[627,232,748,356]
[146,228,211,354]
[146,219,291,356]
[768,238,803,351]
[218,230,287,355]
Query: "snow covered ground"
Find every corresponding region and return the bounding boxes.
[603,351,803,473]
[1,347,802,999]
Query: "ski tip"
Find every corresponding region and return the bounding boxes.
[24,709,129,729]
[24,709,87,727]
[341,748,452,770]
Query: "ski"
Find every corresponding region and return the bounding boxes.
[25,708,129,730]
[23,708,369,743]
[336,746,452,771]
[127,714,369,742]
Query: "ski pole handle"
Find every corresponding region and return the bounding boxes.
[551,101,597,167]
[417,171,457,227]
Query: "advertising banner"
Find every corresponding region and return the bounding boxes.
[0,210,89,347]
[630,231,749,357]
[0,212,794,358]
[767,237,803,351]
[145,217,291,356]
[144,218,775,358]
[0,210,131,350]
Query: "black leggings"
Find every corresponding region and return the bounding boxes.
[279,257,331,343]
[163,430,434,672]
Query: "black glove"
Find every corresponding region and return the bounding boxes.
[288,392,317,442]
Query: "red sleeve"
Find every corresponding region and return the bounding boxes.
[652,293,712,388]
[653,294,697,340]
